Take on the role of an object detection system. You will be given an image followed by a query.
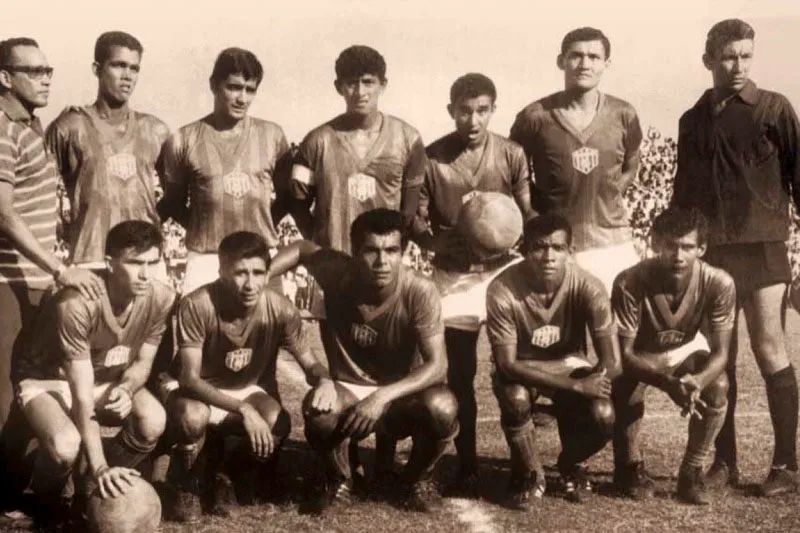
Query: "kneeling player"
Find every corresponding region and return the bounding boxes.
[162,231,330,522]
[611,207,733,505]
[486,214,618,508]
[269,209,458,513]
[14,221,174,528]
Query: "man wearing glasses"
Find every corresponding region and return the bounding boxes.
[0,37,103,495]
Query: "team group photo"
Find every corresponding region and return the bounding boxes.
[1,1,799,532]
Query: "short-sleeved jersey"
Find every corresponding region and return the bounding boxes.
[162,116,290,253]
[16,280,176,384]
[303,248,443,385]
[510,92,643,252]
[293,114,427,252]
[45,107,170,264]
[486,262,615,361]
[176,282,306,393]
[420,131,530,270]
[612,259,736,353]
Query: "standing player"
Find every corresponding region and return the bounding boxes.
[510,27,642,292]
[160,231,331,523]
[288,45,427,253]
[45,31,170,269]
[672,19,800,495]
[486,214,617,508]
[611,207,733,505]
[413,73,534,496]
[269,209,458,513]
[158,47,291,295]
[13,221,173,529]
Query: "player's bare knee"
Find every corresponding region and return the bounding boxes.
[170,398,210,442]
[701,373,729,409]
[591,398,615,435]
[421,385,459,438]
[303,407,339,444]
[496,383,533,427]
[47,428,81,468]
[131,396,167,444]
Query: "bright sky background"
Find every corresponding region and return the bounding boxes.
[5,0,800,143]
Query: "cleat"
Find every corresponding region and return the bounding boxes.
[208,472,238,518]
[704,461,740,490]
[505,473,545,511]
[615,461,655,501]
[405,478,443,513]
[172,486,202,523]
[758,466,799,497]
[562,464,591,503]
[677,467,710,505]
[311,477,354,515]
[444,468,481,499]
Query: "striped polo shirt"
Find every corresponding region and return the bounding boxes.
[0,94,59,288]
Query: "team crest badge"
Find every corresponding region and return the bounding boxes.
[225,348,253,372]
[348,173,377,202]
[461,190,480,204]
[103,345,131,367]
[531,325,561,348]
[107,153,137,182]
[223,170,252,200]
[657,330,685,348]
[571,147,599,175]
[351,323,378,348]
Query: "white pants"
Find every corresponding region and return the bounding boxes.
[157,375,267,425]
[17,379,113,409]
[337,381,379,401]
[637,333,711,371]
[573,241,641,295]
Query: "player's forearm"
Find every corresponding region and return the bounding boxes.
[499,360,580,392]
[693,333,731,389]
[71,394,108,475]
[620,348,672,390]
[400,184,423,228]
[293,350,331,387]
[0,208,63,275]
[593,335,622,379]
[117,361,153,395]
[376,357,446,404]
[181,375,247,414]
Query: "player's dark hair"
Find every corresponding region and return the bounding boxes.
[350,209,408,254]
[105,220,164,258]
[450,73,497,104]
[335,45,386,82]
[218,231,271,270]
[522,213,573,252]
[0,37,39,69]
[705,19,755,58]
[651,206,709,246]
[210,47,263,87]
[94,31,143,65]
[561,27,611,59]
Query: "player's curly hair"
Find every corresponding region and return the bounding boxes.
[105,220,163,258]
[350,209,408,255]
[210,47,263,87]
[521,213,573,253]
[218,231,271,270]
[651,206,709,246]
[335,45,386,82]
[450,73,496,104]
[705,19,755,58]
[94,31,143,65]
[561,27,611,59]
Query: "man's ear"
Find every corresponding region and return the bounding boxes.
[697,242,707,258]
[702,53,713,71]
[447,103,455,119]
[0,70,13,91]
[92,61,100,78]
[556,54,565,71]
[105,255,113,273]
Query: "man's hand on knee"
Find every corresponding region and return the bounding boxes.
[238,403,273,459]
[309,378,337,413]
[103,385,133,421]
[341,391,389,440]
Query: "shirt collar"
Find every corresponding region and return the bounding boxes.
[737,80,758,105]
[0,93,35,123]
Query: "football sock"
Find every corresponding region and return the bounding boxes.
[374,431,398,474]
[766,365,799,470]
[503,419,542,479]
[714,337,739,468]
[30,449,73,501]
[446,328,480,471]
[327,440,351,480]
[403,434,452,483]
[681,401,727,471]
[103,427,158,470]
[612,400,645,468]
[557,398,613,469]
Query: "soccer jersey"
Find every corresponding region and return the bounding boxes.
[162,116,290,253]
[292,113,427,252]
[421,131,530,271]
[303,249,443,386]
[176,282,306,393]
[486,262,614,361]
[612,259,736,354]
[45,106,170,264]
[16,280,176,384]
[510,92,642,251]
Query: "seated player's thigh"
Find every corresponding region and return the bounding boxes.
[381,384,458,440]
[128,388,167,442]
[240,388,289,435]
[20,387,81,465]
[491,374,538,424]
[302,381,366,418]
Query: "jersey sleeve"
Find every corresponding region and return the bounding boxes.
[43,118,71,184]
[145,287,177,346]
[611,273,641,338]
[708,273,737,332]
[403,132,427,190]
[485,281,518,348]
[278,297,308,357]
[623,106,644,157]
[54,292,95,362]
[509,142,531,197]
[161,130,188,191]
[581,274,616,337]
[151,119,171,185]
[409,278,444,340]
[177,294,210,349]
[302,248,351,294]
[291,130,319,201]
[0,126,19,185]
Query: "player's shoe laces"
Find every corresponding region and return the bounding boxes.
[677,466,710,505]
[703,460,740,490]
[208,472,238,518]
[615,461,655,501]
[562,464,592,503]
[505,472,545,511]
[758,465,799,497]
[405,478,444,513]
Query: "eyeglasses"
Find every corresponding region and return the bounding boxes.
[1,65,54,80]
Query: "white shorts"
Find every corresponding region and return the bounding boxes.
[157,376,267,426]
[17,379,113,410]
[520,354,594,377]
[433,257,523,332]
[637,333,711,371]
[337,381,379,401]
[182,250,281,297]
[573,241,641,295]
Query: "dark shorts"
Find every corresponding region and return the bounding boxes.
[705,241,791,297]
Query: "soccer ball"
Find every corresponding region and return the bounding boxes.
[457,192,523,260]
[86,477,162,533]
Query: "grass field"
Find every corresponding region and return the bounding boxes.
[3,314,800,533]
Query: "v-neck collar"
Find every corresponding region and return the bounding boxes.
[352,268,403,323]
[99,288,145,339]
[551,92,606,145]
[452,132,491,186]
[523,265,571,324]
[86,105,136,151]
[650,261,700,330]
[203,115,252,172]
[334,112,387,170]
[216,285,265,342]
